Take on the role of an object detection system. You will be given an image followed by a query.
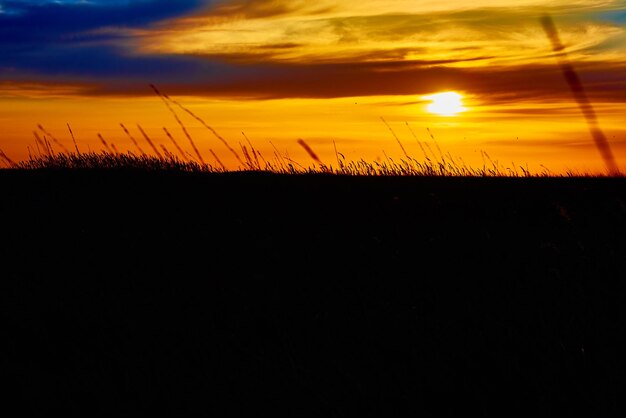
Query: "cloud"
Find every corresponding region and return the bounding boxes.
[0,80,91,98]
[0,0,207,44]
[0,0,214,87]
[175,0,618,21]
[5,58,623,106]
[139,0,624,68]
[1,0,625,104]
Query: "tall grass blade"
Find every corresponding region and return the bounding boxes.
[541,14,620,176]
[136,124,163,160]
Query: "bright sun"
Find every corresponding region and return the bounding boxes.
[425,92,466,116]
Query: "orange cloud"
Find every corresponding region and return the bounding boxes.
[137,0,624,67]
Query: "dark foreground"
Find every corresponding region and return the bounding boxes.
[2,170,626,417]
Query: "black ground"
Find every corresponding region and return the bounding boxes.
[2,170,626,417]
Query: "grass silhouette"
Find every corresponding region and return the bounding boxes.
[0,91,588,176]
[6,143,606,177]
[1,69,621,177]
[541,14,620,176]
[2,116,617,176]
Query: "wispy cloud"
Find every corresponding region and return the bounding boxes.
[1,0,625,102]
[140,0,624,66]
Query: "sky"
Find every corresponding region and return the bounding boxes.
[1,0,625,173]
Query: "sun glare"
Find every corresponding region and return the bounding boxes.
[425,92,466,116]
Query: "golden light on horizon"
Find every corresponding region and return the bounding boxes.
[425,92,466,117]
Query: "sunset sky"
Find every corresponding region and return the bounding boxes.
[1,0,625,173]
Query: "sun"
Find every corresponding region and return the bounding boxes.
[425,92,466,116]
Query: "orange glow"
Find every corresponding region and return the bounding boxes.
[1,92,625,175]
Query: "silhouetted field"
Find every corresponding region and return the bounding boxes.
[2,168,626,417]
